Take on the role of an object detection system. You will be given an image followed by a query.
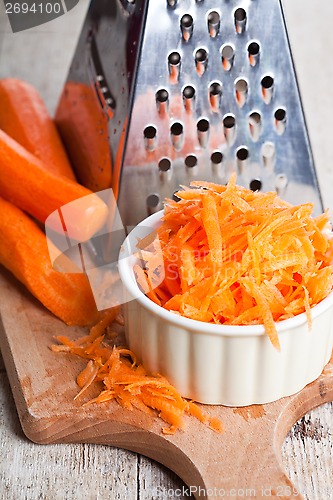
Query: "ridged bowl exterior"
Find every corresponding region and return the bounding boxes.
[119,212,333,406]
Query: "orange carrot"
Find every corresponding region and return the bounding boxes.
[51,312,224,435]
[0,129,108,241]
[135,175,333,348]
[0,78,75,180]
[56,81,112,191]
[0,196,99,326]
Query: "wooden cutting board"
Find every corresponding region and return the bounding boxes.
[0,267,332,500]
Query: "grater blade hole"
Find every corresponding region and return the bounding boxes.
[183,85,195,99]
[249,179,262,192]
[146,194,161,215]
[195,48,208,63]
[249,111,262,141]
[173,191,181,202]
[209,81,223,112]
[155,89,169,114]
[183,85,196,112]
[144,126,157,139]
[158,158,171,172]
[169,51,181,65]
[235,78,248,107]
[236,147,249,174]
[197,118,210,132]
[143,126,157,151]
[181,14,194,41]
[262,141,276,168]
[223,114,236,129]
[262,75,274,89]
[221,44,235,71]
[275,173,288,194]
[156,89,169,103]
[171,122,183,135]
[248,41,260,66]
[207,11,220,38]
[261,75,274,104]
[248,41,260,55]
[167,0,177,8]
[170,122,184,150]
[236,147,249,161]
[195,48,208,76]
[234,8,247,34]
[185,155,198,168]
[211,151,223,164]
[197,119,210,148]
[275,108,287,134]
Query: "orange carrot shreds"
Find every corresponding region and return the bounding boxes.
[134,176,333,349]
[51,311,223,434]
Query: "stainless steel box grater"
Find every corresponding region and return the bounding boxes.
[56,0,323,228]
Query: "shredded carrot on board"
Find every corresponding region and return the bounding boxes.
[135,175,333,350]
[51,309,223,435]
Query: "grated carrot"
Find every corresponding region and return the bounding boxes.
[51,308,223,435]
[135,175,333,350]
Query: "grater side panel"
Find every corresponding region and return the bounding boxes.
[117,0,322,227]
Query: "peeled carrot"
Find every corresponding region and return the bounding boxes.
[51,312,223,434]
[135,175,333,349]
[0,196,99,326]
[0,129,108,241]
[56,81,112,191]
[0,78,75,180]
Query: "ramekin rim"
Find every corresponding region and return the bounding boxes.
[118,210,333,337]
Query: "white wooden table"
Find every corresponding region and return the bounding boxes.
[0,1,332,498]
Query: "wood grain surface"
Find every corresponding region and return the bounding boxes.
[0,1,333,499]
[0,266,332,499]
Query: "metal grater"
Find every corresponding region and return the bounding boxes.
[57,0,323,229]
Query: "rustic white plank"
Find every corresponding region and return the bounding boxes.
[0,366,138,500]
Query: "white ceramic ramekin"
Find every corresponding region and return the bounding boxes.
[118,211,333,406]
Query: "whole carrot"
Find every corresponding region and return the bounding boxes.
[0,129,108,241]
[0,196,99,326]
[56,81,112,191]
[0,78,76,180]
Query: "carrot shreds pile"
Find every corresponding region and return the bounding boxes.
[51,308,223,435]
[135,175,333,350]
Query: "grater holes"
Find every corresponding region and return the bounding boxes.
[235,78,248,108]
[275,108,287,134]
[261,75,274,104]
[195,48,208,76]
[221,44,235,71]
[234,8,247,34]
[207,11,220,38]
[170,122,184,150]
[143,126,157,151]
[185,155,198,168]
[168,52,181,83]
[247,41,260,67]
[167,0,177,8]
[236,146,249,173]
[211,151,223,164]
[146,193,161,215]
[197,118,210,147]
[261,141,276,168]
[249,179,262,192]
[158,158,171,172]
[223,114,236,145]
[180,14,194,42]
[248,111,262,142]
[155,89,169,114]
[173,191,181,202]
[183,85,196,112]
[275,173,288,195]
[209,81,223,112]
